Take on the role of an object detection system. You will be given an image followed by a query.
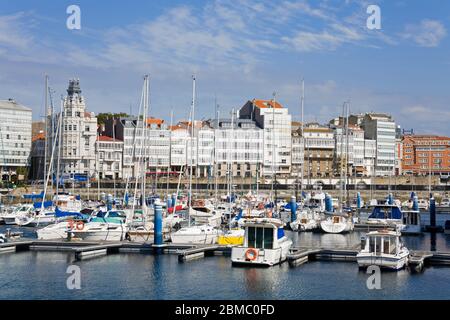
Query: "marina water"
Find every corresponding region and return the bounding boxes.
[1,213,449,300]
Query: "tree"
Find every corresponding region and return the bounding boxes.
[97,113,130,125]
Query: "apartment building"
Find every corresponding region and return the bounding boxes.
[58,80,98,177]
[239,99,292,177]
[210,118,263,178]
[0,99,32,181]
[402,135,450,175]
[96,135,123,179]
[361,113,396,176]
[302,123,335,178]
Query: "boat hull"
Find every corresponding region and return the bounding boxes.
[2,217,17,225]
[356,253,409,270]
[171,232,218,245]
[320,220,353,234]
[231,238,292,266]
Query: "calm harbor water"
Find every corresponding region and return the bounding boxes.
[0,213,449,300]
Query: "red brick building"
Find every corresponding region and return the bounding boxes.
[401,135,450,175]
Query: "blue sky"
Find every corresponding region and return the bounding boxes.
[1,0,449,134]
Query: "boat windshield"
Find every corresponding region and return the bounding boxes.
[247,226,274,249]
[368,235,396,255]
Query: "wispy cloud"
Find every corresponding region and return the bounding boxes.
[0,12,33,48]
[402,19,447,47]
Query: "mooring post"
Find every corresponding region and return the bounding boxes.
[430,196,436,228]
[325,194,333,212]
[290,196,297,223]
[154,204,163,253]
[412,196,419,211]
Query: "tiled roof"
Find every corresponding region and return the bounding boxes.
[97,135,122,142]
[32,132,45,142]
[252,99,283,109]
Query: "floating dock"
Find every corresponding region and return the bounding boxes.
[2,239,450,272]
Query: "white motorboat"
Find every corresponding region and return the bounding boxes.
[36,220,74,240]
[401,210,422,235]
[127,213,184,242]
[70,210,128,241]
[417,199,429,211]
[357,229,409,270]
[170,225,219,245]
[320,213,354,234]
[0,205,20,225]
[367,204,405,231]
[437,198,450,213]
[10,204,35,226]
[231,218,293,266]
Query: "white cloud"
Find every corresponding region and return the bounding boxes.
[0,12,32,48]
[402,19,447,47]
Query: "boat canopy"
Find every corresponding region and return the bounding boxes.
[55,207,85,219]
[277,227,285,239]
[369,205,402,220]
[33,201,53,209]
[23,192,44,200]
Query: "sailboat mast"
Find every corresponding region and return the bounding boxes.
[43,75,49,187]
[141,75,149,209]
[189,76,196,227]
[215,107,220,203]
[345,102,350,206]
[300,79,305,199]
[55,98,63,197]
[271,92,276,206]
[167,109,173,199]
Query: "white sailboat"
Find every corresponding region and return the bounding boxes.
[357,229,409,270]
[320,214,354,234]
[290,208,320,231]
[171,76,220,244]
[320,102,354,234]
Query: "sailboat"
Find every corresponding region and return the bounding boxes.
[171,76,220,244]
[320,102,354,234]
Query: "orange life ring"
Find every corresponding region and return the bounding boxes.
[245,248,258,261]
[76,221,84,231]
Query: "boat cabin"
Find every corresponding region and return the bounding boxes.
[361,230,401,255]
[243,220,284,250]
[369,204,402,221]
[402,210,420,227]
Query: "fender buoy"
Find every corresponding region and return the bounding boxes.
[245,248,258,261]
[76,221,84,231]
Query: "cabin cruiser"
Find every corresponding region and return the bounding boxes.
[437,198,450,213]
[35,208,94,240]
[367,204,405,231]
[70,210,128,241]
[357,229,409,270]
[401,209,422,235]
[170,224,219,245]
[127,213,184,242]
[231,218,293,266]
[320,212,354,234]
[305,192,326,212]
[0,205,21,225]
[8,204,35,226]
[417,199,429,211]
[188,200,223,227]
